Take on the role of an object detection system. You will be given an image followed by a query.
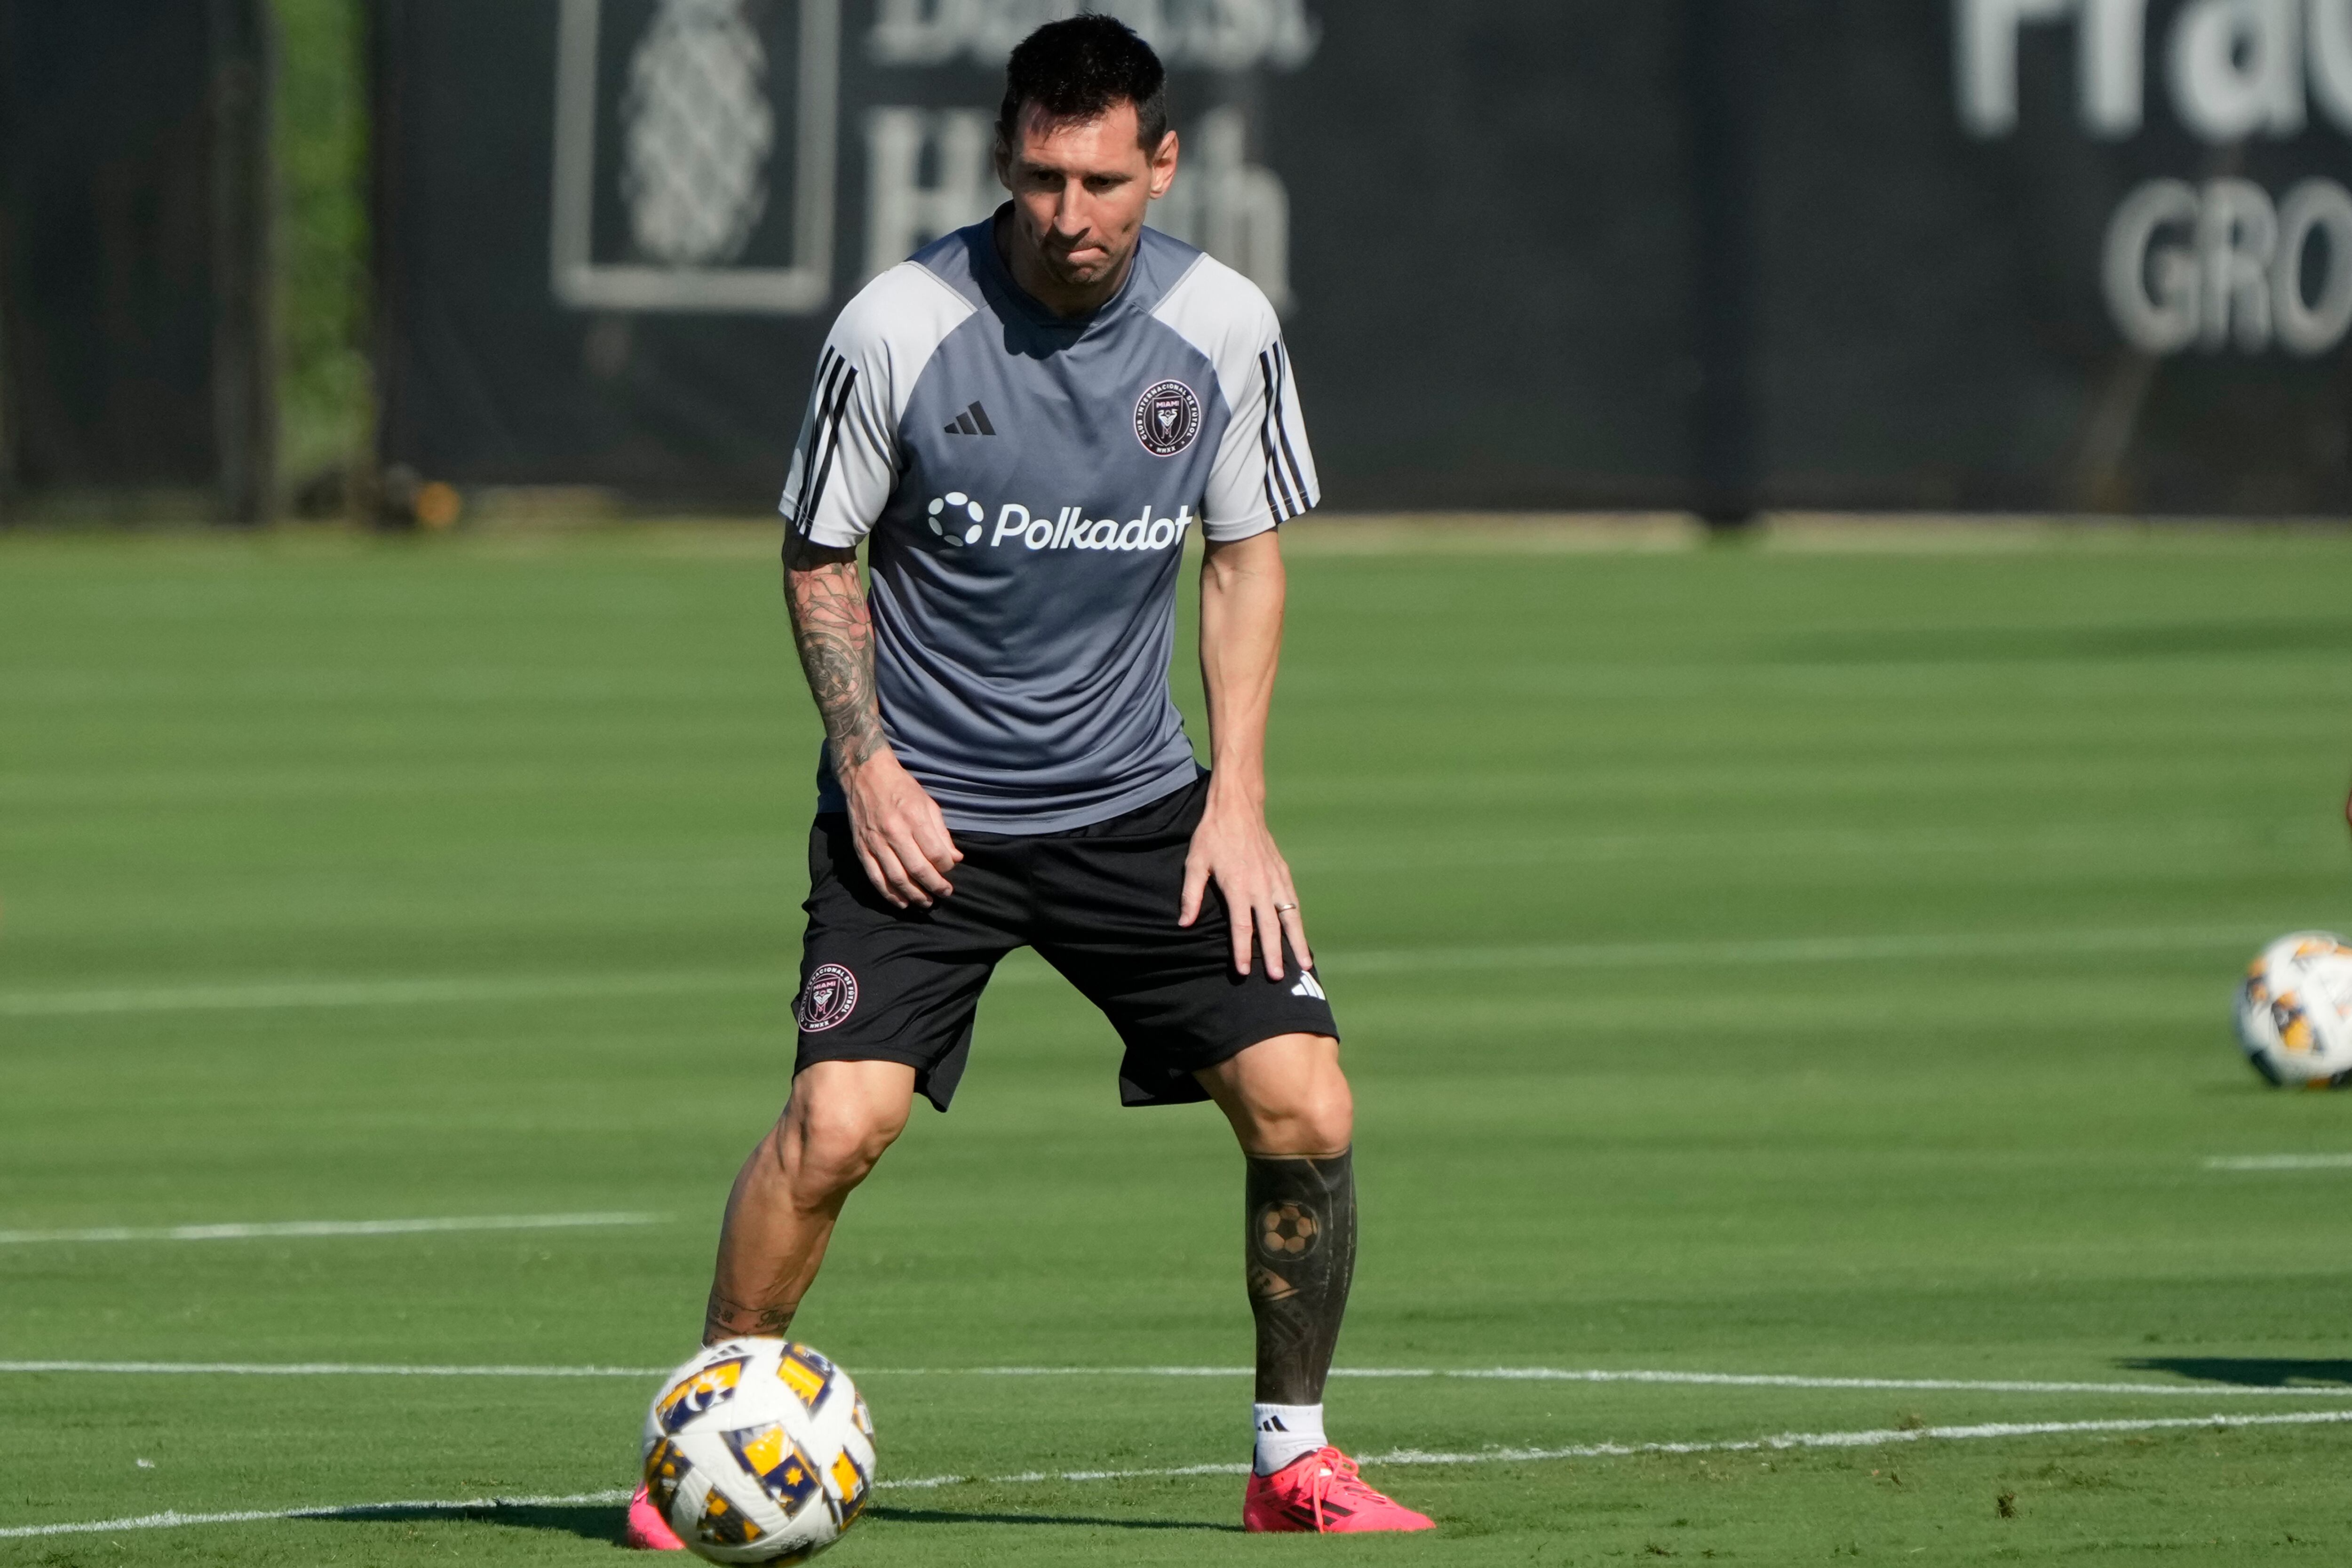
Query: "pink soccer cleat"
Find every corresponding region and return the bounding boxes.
[1242,1447,1435,1534]
[624,1483,685,1551]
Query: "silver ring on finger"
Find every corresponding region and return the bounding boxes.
[1274,902,1299,913]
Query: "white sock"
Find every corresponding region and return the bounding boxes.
[1253,1401,1327,1476]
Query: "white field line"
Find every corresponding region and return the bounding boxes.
[1332,924,2266,976]
[8,1408,2352,1539]
[0,1213,663,1246]
[0,971,765,1018]
[0,1361,673,1377]
[5,1361,2351,1400]
[0,1488,635,1541]
[940,1407,2352,1486]
[0,924,2267,1019]
[2206,1154,2352,1171]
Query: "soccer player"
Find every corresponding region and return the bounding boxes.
[628,16,1430,1544]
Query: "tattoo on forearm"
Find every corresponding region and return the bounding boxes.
[786,558,887,770]
[703,1287,797,1346]
[1244,1149,1358,1404]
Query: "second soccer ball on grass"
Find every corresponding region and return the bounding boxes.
[2236,932,2352,1088]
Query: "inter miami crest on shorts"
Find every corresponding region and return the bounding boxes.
[790,775,1339,1112]
[797,963,858,1032]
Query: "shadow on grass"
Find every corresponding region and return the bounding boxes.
[870,1504,1240,1533]
[303,1502,625,1544]
[2120,1357,2352,1388]
[305,1500,1239,1544]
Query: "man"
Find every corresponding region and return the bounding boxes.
[629,15,1429,1544]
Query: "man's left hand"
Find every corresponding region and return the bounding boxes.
[1180,788,1311,980]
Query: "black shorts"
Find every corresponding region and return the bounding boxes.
[790,772,1339,1111]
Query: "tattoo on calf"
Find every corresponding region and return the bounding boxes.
[702,1287,796,1346]
[1244,1149,1357,1405]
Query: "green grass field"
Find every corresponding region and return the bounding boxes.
[4,519,2352,1566]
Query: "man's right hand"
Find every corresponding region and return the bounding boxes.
[781,544,957,908]
[840,750,961,907]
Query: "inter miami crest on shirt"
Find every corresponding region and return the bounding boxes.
[1134,379,1202,457]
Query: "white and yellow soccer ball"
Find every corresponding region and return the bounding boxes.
[640,1338,875,1564]
[2236,932,2352,1088]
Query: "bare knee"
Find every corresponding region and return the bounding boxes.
[780,1096,905,1196]
[1254,1073,1354,1157]
[1200,1034,1353,1157]
[773,1064,914,1203]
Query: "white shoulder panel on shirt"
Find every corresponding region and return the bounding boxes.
[780,262,977,547]
[832,260,979,426]
[1149,251,1281,416]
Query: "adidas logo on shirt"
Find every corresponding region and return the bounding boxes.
[942,400,995,436]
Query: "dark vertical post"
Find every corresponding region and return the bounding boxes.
[1686,0,1760,532]
[366,0,402,523]
[209,0,276,523]
[0,0,17,525]
[0,212,12,528]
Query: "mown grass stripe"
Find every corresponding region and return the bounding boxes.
[2204,1154,2352,1170]
[0,924,2268,1019]
[4,1361,2346,1398]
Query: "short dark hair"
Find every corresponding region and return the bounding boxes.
[996,15,1169,153]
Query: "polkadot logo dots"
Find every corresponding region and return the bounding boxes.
[927,493,985,546]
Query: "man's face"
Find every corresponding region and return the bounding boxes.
[996,99,1178,292]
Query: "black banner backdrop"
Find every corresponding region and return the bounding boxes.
[373,0,2352,514]
[0,0,275,519]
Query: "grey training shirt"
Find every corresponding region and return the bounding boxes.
[778,215,1319,834]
